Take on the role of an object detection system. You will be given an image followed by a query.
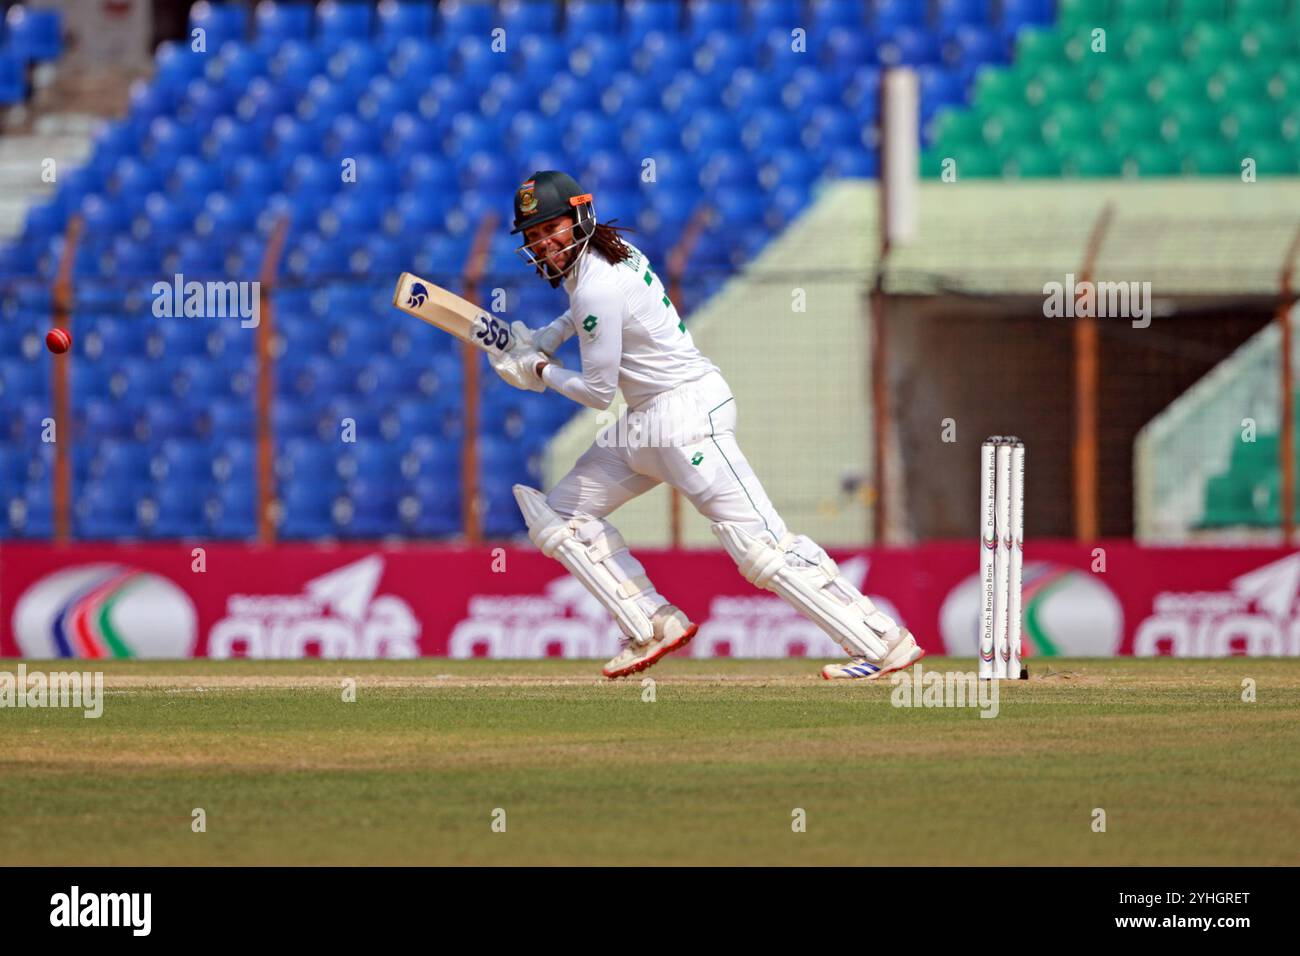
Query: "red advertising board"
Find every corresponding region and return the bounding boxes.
[2,541,1299,659]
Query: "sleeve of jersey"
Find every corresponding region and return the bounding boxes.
[542,289,624,410]
[534,308,575,355]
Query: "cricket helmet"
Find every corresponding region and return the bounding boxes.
[512,170,597,286]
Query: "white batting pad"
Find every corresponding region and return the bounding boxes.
[711,522,894,659]
[514,485,656,642]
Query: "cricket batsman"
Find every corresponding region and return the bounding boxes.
[489,170,924,681]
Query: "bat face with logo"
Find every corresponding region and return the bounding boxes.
[391,272,514,355]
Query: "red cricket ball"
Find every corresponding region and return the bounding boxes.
[46,328,71,354]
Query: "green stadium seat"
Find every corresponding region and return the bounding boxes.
[1058,0,1112,26]
[1230,433,1280,475]
[1174,0,1228,19]
[913,0,1290,186]
[1181,141,1243,173]
[1104,102,1164,143]
[929,109,986,147]
[1283,107,1300,142]
[1006,145,1062,177]
[1165,101,1225,144]
[1250,472,1279,525]
[1184,23,1243,62]
[1226,102,1283,143]
[1122,141,1183,175]
[1121,22,1184,62]
[1112,0,1172,22]
[1042,104,1103,146]
[1231,0,1287,21]
[1269,62,1300,101]
[1202,473,1255,527]
[973,67,1030,110]
[1026,64,1094,106]
[950,151,1005,177]
[1056,26,1104,66]
[980,106,1044,147]
[1240,23,1296,63]
[920,149,947,178]
[1149,64,1210,105]
[1092,65,1157,105]
[1061,143,1124,176]
[1207,63,1271,103]
[1015,28,1067,70]
[1245,142,1300,174]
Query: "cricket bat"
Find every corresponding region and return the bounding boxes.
[392,272,514,356]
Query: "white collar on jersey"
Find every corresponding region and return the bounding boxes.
[562,245,591,296]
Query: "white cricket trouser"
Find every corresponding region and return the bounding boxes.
[547,370,788,543]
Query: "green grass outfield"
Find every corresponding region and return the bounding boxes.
[2,657,1297,866]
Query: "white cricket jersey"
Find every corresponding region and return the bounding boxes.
[539,242,719,411]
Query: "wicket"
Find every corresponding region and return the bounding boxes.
[980,436,1027,680]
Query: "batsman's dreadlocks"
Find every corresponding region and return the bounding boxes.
[588,219,637,265]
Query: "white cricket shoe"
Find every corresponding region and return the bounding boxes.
[602,604,697,679]
[821,628,925,681]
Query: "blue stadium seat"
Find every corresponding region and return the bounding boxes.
[327,41,385,90]
[873,0,926,31]
[0,359,46,402]
[279,480,341,538]
[819,24,874,70]
[189,1,247,47]
[316,0,374,44]
[206,480,256,537]
[147,116,203,157]
[480,473,526,537]
[386,38,450,85]
[935,0,995,27]
[0,53,24,105]
[360,74,422,121]
[89,439,153,484]
[4,483,54,537]
[209,399,255,439]
[566,0,620,36]
[75,480,142,539]
[633,30,694,76]
[682,110,741,152]
[626,0,679,41]
[399,435,459,481]
[255,1,313,48]
[82,398,136,440]
[386,110,443,154]
[377,0,435,44]
[439,0,496,35]
[153,439,215,484]
[142,400,199,441]
[1000,0,1056,32]
[402,476,461,536]
[143,481,208,538]
[268,39,325,93]
[811,0,868,29]
[569,34,628,78]
[690,0,744,40]
[212,440,254,486]
[500,0,558,35]
[828,146,880,178]
[5,6,63,61]
[517,34,568,79]
[879,27,943,66]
